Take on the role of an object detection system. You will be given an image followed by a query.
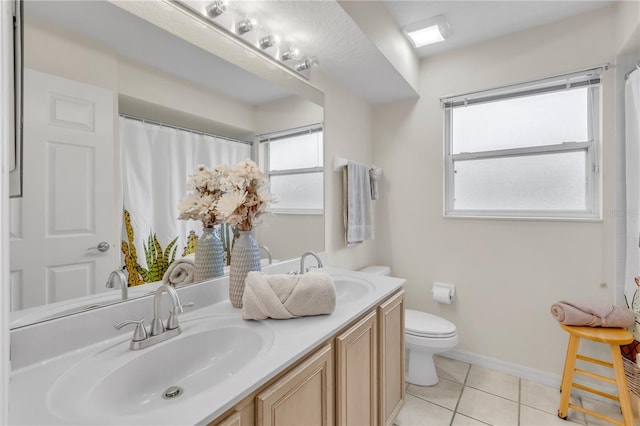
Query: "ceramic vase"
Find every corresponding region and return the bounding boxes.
[229,229,261,308]
[194,226,225,281]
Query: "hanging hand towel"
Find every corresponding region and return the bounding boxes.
[242,271,336,320]
[162,253,195,286]
[550,301,635,327]
[369,166,382,200]
[343,161,374,245]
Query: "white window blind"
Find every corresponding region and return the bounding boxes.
[442,67,603,220]
[260,125,324,214]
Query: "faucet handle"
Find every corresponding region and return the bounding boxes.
[167,302,194,330]
[114,319,147,342]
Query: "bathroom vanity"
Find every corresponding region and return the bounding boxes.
[9,265,405,425]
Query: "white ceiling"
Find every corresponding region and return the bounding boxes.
[224,0,617,104]
[27,1,618,106]
[383,1,615,59]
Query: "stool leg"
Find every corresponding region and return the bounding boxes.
[610,344,635,426]
[558,334,580,419]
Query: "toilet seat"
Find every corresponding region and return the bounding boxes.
[405,309,457,339]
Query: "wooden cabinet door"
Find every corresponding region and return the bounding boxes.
[336,311,378,426]
[256,344,333,426]
[378,290,405,426]
[213,411,241,426]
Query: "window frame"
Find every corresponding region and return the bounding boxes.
[442,68,603,221]
[260,124,324,215]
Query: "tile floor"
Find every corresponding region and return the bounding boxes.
[394,356,625,426]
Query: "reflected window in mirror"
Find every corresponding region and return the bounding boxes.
[260,125,324,215]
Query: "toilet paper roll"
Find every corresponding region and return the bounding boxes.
[432,285,453,304]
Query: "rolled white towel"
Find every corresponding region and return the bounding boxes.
[242,271,336,320]
[162,254,195,286]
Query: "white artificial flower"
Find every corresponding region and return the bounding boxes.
[217,191,247,217]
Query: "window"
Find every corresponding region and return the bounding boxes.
[260,125,324,214]
[442,67,603,220]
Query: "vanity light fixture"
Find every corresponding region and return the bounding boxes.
[177,1,318,80]
[281,47,299,61]
[205,0,226,18]
[295,57,318,72]
[404,15,451,48]
[237,18,255,35]
[259,35,278,49]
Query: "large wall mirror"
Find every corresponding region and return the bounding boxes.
[9,0,324,328]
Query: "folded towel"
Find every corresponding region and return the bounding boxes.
[242,271,336,320]
[550,301,635,327]
[343,161,374,245]
[162,254,195,286]
[369,165,382,200]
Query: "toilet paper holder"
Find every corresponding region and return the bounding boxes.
[432,282,456,304]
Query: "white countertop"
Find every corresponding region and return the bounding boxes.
[8,266,405,425]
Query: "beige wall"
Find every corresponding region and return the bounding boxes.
[255,214,324,262]
[312,70,378,271]
[372,6,619,375]
[616,0,640,52]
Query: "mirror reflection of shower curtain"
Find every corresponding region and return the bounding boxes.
[119,117,251,281]
[624,68,640,326]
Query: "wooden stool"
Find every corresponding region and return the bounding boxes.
[558,323,635,426]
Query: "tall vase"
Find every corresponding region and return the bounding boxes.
[229,229,261,308]
[194,226,225,281]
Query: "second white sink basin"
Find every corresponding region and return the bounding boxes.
[47,315,274,422]
[333,275,375,304]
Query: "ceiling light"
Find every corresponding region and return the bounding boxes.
[237,18,255,35]
[259,35,278,50]
[404,16,451,48]
[205,1,226,18]
[281,48,299,61]
[295,57,318,71]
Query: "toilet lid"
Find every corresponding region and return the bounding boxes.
[405,309,457,338]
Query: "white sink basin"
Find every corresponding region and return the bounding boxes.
[333,275,375,303]
[47,315,274,422]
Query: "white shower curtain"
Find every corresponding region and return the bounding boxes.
[624,69,640,331]
[119,117,251,274]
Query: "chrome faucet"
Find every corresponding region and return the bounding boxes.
[299,251,323,274]
[260,245,273,265]
[151,284,183,336]
[106,268,128,300]
[114,284,193,350]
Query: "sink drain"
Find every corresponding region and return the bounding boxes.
[162,386,183,400]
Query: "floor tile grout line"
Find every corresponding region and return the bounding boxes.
[517,378,521,425]
[449,361,472,426]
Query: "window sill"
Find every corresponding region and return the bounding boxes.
[443,212,603,223]
[269,208,324,215]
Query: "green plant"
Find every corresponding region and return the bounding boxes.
[137,233,178,282]
[121,209,144,287]
[182,230,199,256]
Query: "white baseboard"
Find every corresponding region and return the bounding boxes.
[439,349,619,404]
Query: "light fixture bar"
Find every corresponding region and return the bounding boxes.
[237,18,255,35]
[281,48,299,61]
[205,0,225,18]
[259,35,277,49]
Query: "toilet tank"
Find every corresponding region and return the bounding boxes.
[360,265,391,276]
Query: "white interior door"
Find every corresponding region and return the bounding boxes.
[9,68,116,310]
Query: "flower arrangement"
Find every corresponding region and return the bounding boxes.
[177,165,225,228]
[217,159,274,231]
[178,160,273,231]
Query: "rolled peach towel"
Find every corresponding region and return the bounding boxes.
[242,271,336,320]
[550,301,635,327]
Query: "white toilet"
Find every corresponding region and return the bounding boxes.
[360,265,459,386]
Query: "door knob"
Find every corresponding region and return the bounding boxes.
[87,241,110,252]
